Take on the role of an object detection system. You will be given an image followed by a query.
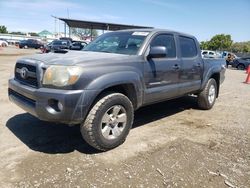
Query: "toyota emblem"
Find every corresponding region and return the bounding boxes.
[20,67,28,79]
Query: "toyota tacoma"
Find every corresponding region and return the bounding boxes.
[8,29,226,151]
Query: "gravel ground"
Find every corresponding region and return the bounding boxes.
[0,47,249,188]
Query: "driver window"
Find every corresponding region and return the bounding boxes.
[150,34,176,58]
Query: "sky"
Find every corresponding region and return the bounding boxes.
[0,0,250,42]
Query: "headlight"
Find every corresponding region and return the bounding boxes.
[43,66,82,87]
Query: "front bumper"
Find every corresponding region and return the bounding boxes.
[8,78,98,124]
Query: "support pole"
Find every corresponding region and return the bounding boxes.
[64,22,66,37]
[90,26,93,41]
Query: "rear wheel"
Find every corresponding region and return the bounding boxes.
[80,93,134,151]
[237,64,245,70]
[197,78,217,110]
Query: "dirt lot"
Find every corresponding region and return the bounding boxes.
[0,47,249,188]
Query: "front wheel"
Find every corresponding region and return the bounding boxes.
[197,78,217,110]
[81,93,134,151]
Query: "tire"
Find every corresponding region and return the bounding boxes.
[81,93,134,151]
[237,64,245,70]
[197,78,217,110]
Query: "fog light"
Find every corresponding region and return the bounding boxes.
[47,99,63,113]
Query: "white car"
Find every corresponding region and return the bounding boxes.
[201,50,221,58]
[0,40,8,47]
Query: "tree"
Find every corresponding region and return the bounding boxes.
[200,34,233,51]
[231,41,250,53]
[201,34,249,53]
[200,41,209,50]
[9,31,25,35]
[208,34,233,51]
[29,32,39,36]
[71,28,98,40]
[0,25,8,33]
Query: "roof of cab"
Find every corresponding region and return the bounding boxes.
[114,28,196,39]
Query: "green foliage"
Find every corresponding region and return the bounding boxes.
[0,25,8,33]
[208,34,233,50]
[9,31,25,35]
[71,28,98,39]
[200,33,250,53]
[29,32,39,36]
[200,41,209,50]
[200,34,233,51]
[231,41,250,53]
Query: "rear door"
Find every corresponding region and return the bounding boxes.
[178,36,203,94]
[143,33,181,104]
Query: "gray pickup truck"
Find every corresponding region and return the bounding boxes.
[8,29,226,151]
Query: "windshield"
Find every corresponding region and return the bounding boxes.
[83,31,149,55]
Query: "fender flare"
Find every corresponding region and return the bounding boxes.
[86,71,144,108]
[201,66,221,93]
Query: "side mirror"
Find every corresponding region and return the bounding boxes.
[148,46,167,58]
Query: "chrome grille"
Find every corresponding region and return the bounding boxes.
[15,62,38,87]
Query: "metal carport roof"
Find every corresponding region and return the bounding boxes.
[58,17,153,31]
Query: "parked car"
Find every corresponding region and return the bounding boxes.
[201,50,221,58]
[59,37,73,42]
[19,39,44,49]
[231,57,250,70]
[9,29,226,151]
[0,39,8,47]
[50,40,71,51]
[70,41,88,50]
[41,40,71,53]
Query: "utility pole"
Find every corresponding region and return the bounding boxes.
[51,15,58,38]
[67,8,70,38]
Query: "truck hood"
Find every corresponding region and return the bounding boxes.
[20,51,134,66]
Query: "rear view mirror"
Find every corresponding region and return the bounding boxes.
[148,46,167,58]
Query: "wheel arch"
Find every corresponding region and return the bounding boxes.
[85,71,143,110]
[210,73,220,97]
[92,83,139,110]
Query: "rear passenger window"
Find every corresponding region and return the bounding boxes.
[179,36,197,58]
[150,34,176,58]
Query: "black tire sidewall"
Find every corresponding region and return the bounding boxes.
[198,78,217,110]
[204,79,217,109]
[90,94,133,149]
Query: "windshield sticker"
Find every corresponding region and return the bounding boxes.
[132,32,149,36]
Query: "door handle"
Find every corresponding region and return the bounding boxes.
[172,64,180,70]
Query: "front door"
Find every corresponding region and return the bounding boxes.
[144,34,181,104]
